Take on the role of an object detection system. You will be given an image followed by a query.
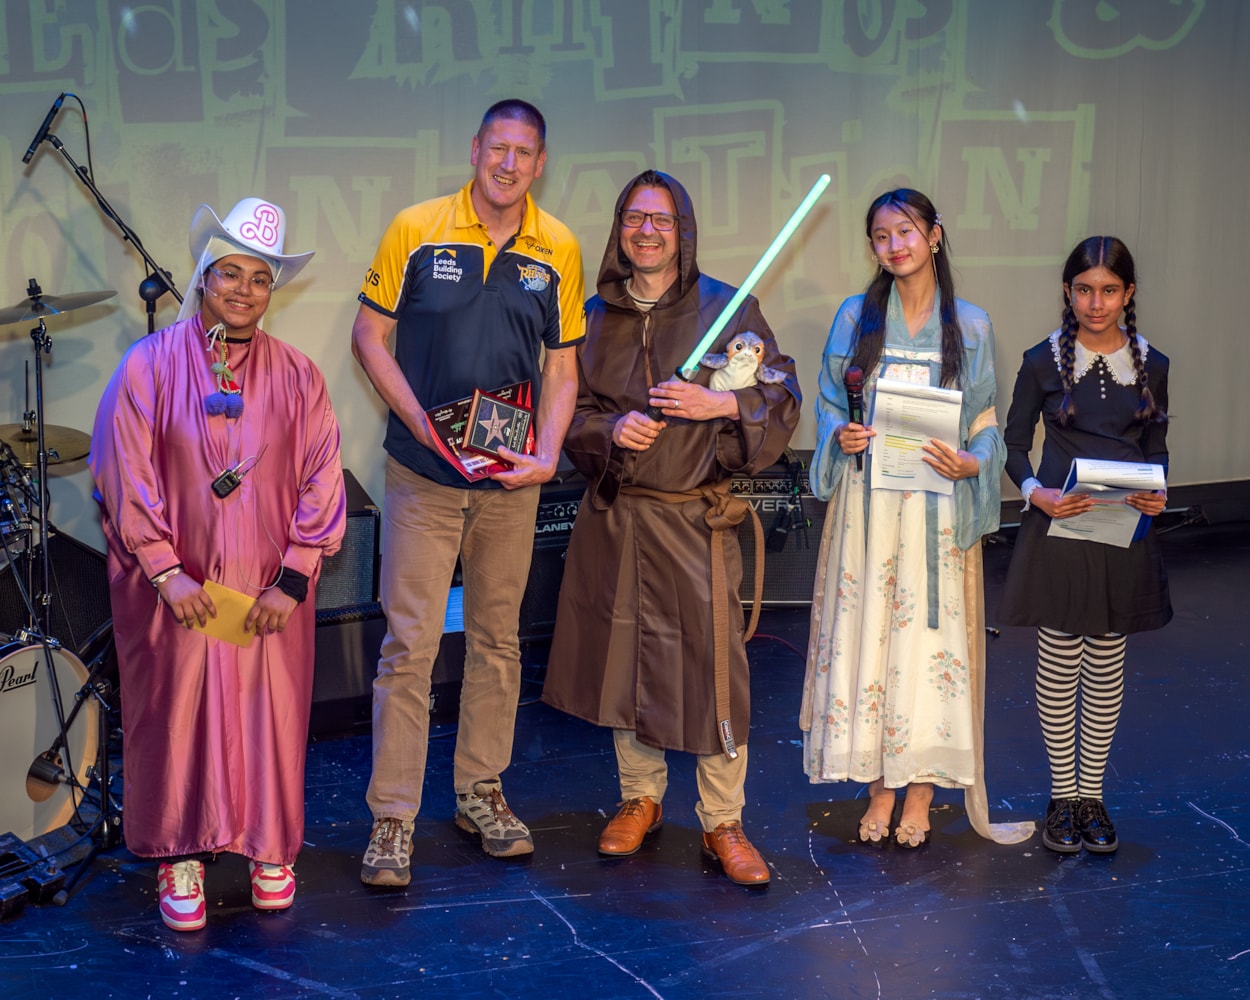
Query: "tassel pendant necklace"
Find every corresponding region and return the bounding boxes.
[204,322,244,418]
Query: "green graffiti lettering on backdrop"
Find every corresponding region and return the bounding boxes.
[1048,0,1204,59]
[958,147,1052,231]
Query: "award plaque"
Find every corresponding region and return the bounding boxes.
[423,381,533,481]
[462,389,533,459]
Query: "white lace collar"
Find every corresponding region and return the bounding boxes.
[1048,329,1150,386]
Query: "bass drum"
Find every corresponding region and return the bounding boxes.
[0,641,99,841]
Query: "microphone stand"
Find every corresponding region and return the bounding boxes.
[44,131,182,330]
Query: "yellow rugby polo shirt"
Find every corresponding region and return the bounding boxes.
[359,182,585,487]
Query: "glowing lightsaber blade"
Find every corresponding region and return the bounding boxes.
[676,172,831,379]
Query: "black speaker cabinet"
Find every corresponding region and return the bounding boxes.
[316,469,380,617]
[510,457,826,632]
[517,473,585,642]
[311,469,385,734]
[0,528,113,664]
[310,613,468,734]
[309,470,584,732]
[731,450,826,606]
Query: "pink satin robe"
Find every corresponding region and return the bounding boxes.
[89,315,345,863]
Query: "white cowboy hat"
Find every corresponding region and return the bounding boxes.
[175,197,314,323]
[189,197,313,287]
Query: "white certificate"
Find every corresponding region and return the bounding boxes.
[868,378,963,496]
[1046,458,1166,548]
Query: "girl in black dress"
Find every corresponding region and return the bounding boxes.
[998,236,1170,854]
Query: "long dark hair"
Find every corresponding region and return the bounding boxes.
[847,189,965,389]
[1057,236,1165,426]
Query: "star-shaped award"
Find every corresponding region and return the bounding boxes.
[478,403,510,448]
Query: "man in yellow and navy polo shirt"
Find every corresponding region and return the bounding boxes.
[351,99,584,886]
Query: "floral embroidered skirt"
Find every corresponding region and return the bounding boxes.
[800,469,979,789]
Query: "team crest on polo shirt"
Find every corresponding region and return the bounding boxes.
[517,262,550,292]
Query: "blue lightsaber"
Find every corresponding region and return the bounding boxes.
[676,172,831,379]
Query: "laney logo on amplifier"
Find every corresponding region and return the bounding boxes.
[536,519,577,534]
[535,497,580,535]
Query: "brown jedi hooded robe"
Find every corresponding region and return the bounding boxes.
[542,170,801,755]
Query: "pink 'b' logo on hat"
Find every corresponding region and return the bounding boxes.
[237,203,282,249]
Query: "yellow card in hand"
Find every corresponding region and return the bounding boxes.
[192,580,257,647]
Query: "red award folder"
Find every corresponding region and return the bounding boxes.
[423,381,534,481]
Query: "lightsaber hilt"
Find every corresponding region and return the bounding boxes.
[645,368,694,421]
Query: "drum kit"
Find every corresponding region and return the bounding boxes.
[0,279,119,848]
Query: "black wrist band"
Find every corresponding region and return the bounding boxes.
[271,566,310,603]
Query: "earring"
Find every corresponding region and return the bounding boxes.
[929,244,939,255]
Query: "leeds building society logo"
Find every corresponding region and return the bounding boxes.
[517,262,550,292]
[432,247,463,283]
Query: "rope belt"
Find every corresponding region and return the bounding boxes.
[618,479,765,759]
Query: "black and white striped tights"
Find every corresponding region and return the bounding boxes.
[1035,628,1127,800]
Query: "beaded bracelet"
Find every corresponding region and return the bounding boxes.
[150,566,184,588]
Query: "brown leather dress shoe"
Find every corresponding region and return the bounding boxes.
[701,821,770,885]
[598,797,663,855]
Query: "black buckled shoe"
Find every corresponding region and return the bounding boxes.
[1042,797,1083,854]
[1076,798,1119,853]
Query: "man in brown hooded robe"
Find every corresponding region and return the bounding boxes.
[542,170,801,885]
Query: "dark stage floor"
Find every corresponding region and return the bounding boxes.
[2,519,1248,999]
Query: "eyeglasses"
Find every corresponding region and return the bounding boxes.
[619,209,677,231]
[208,266,274,294]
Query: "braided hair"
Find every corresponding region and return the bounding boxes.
[1058,236,1166,426]
[847,189,966,389]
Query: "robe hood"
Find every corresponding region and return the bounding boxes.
[597,170,701,305]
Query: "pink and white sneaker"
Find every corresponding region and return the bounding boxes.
[157,860,206,931]
[249,860,296,910]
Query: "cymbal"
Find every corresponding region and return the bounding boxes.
[0,289,116,326]
[0,423,91,466]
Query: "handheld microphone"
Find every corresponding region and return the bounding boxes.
[22,93,65,164]
[844,365,865,471]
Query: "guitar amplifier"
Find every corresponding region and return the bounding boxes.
[731,450,826,606]
[316,469,380,619]
[517,473,586,642]
[514,456,826,630]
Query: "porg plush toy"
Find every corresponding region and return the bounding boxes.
[701,331,788,391]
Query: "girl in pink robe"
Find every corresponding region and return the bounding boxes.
[89,198,344,930]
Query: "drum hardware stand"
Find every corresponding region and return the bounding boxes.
[9,291,57,639]
[0,523,74,823]
[3,288,75,772]
[0,530,76,815]
[0,285,122,899]
[39,121,183,332]
[1,552,123,902]
[51,634,123,903]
